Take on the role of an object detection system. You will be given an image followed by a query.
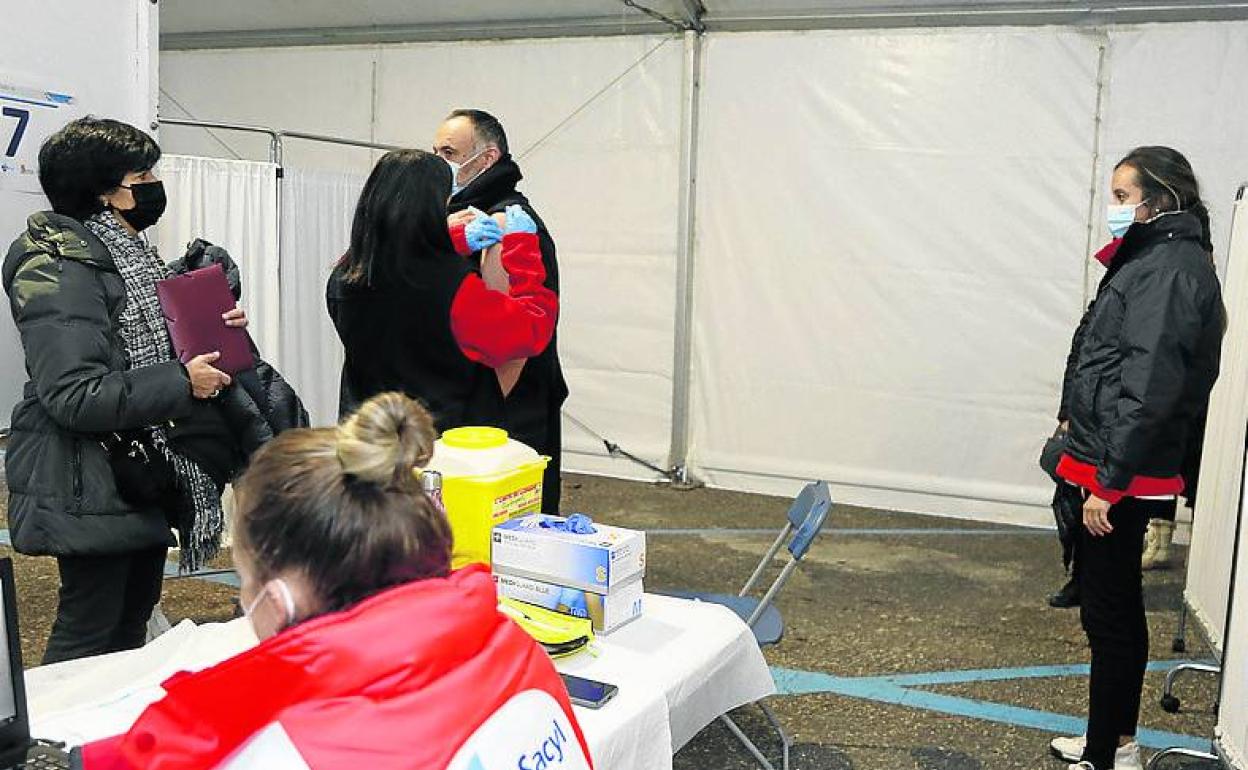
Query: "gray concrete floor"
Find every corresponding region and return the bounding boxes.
[0,472,1222,770]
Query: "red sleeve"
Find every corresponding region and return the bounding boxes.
[451,232,557,369]
[449,222,472,256]
[80,734,135,770]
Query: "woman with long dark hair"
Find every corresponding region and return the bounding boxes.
[327,149,557,432]
[1049,147,1223,770]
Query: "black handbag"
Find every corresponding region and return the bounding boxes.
[1038,427,1068,483]
[100,429,181,512]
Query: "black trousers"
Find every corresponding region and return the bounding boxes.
[1078,497,1160,769]
[42,547,167,665]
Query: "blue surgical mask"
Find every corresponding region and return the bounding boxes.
[1107,200,1148,238]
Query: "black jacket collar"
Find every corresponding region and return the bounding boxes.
[1107,211,1205,278]
[449,155,524,213]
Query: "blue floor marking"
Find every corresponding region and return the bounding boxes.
[771,662,1212,752]
[647,527,1050,537]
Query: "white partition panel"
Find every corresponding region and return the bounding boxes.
[1218,481,1248,768]
[152,155,282,361]
[689,28,1101,522]
[1,0,157,429]
[1181,195,1248,657]
[278,167,366,426]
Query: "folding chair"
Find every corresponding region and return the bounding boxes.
[664,480,833,770]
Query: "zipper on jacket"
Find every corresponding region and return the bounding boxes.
[71,440,83,509]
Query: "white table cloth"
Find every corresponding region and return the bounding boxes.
[25,594,775,769]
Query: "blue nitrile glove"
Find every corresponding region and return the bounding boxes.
[504,204,537,235]
[539,513,597,534]
[464,215,504,251]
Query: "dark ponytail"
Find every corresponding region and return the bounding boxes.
[1189,200,1215,254]
[1115,146,1212,254]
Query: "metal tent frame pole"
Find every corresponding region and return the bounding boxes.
[667,24,705,488]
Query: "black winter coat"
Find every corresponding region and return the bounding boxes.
[449,156,569,462]
[1063,212,1223,494]
[3,216,306,557]
[3,213,190,555]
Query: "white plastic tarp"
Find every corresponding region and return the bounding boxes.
[152,155,281,362]
[278,166,364,426]
[689,28,1100,522]
[159,35,684,477]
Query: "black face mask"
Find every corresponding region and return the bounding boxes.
[116,180,167,232]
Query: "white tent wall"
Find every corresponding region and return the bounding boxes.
[279,167,366,426]
[159,36,684,478]
[151,155,282,361]
[156,19,1248,525]
[0,0,158,430]
[689,27,1100,523]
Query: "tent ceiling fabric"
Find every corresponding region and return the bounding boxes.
[160,0,1248,48]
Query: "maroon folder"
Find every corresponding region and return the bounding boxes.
[155,264,255,375]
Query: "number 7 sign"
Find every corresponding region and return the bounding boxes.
[3,107,31,158]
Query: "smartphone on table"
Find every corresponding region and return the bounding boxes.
[559,673,618,709]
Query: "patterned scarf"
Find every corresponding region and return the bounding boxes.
[85,211,224,572]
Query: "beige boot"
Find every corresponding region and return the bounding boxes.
[1140,520,1160,569]
[1142,519,1175,570]
[1143,519,1173,566]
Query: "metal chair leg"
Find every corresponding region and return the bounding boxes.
[720,714,778,770]
[1160,663,1220,713]
[759,701,792,770]
[1145,747,1217,770]
[1172,602,1189,653]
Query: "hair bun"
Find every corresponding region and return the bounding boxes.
[336,393,436,487]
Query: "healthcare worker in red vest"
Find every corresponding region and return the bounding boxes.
[79,392,593,770]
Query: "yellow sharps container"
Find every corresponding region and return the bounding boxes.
[424,427,549,569]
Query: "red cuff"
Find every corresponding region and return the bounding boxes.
[449,222,471,256]
[1056,454,1183,505]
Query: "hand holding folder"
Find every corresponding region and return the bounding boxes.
[156,264,256,376]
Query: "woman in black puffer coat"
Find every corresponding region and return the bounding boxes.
[2,118,245,664]
[1049,147,1223,770]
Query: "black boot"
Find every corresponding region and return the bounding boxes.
[1048,576,1080,608]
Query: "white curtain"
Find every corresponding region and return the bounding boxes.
[278,167,366,426]
[689,28,1101,524]
[152,154,281,361]
[1184,196,1248,656]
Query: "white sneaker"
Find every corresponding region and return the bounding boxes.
[1051,735,1085,763]
[1115,742,1143,770]
[1055,739,1142,770]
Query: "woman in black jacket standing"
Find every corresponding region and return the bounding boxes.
[1049,147,1223,770]
[2,118,242,663]
[327,149,558,435]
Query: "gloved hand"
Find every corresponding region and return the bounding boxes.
[504,204,537,235]
[464,216,504,251]
[539,513,597,534]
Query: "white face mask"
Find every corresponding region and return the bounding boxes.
[243,578,297,637]
[447,147,490,197]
